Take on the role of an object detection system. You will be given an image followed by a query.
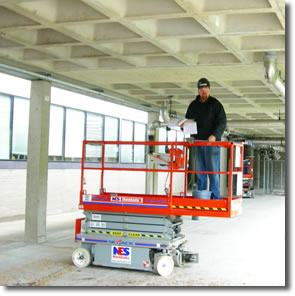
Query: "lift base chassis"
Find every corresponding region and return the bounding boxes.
[73,211,198,276]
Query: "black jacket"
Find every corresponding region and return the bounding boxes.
[185,95,227,141]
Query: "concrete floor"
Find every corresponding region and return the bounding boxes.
[0,193,285,287]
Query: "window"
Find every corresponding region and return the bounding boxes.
[0,94,11,159]
[177,130,184,150]
[86,113,103,162]
[0,82,148,164]
[168,130,176,142]
[0,73,30,98]
[65,109,85,161]
[51,87,147,122]
[134,122,146,163]
[177,131,184,142]
[49,105,64,160]
[104,116,119,162]
[86,113,103,141]
[12,97,29,160]
[158,128,167,153]
[121,120,133,163]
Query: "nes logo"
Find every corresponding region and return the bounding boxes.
[111,246,132,264]
[111,196,121,202]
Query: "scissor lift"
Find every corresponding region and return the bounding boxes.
[72,140,245,276]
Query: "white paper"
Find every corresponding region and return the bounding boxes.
[168,118,186,128]
[167,118,197,135]
[183,120,197,135]
[168,118,182,128]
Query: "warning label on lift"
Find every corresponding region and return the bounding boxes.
[87,229,164,239]
[82,194,168,208]
[92,214,102,221]
[111,246,132,264]
[83,195,92,202]
[111,196,143,203]
[90,221,106,228]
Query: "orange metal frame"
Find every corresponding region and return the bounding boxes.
[78,140,245,219]
[243,157,254,180]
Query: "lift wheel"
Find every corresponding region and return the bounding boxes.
[153,255,174,277]
[72,248,92,268]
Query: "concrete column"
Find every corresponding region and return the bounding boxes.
[266,160,270,194]
[25,80,51,244]
[263,158,266,193]
[281,161,283,191]
[254,149,260,190]
[145,112,158,194]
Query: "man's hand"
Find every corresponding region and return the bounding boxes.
[208,135,216,142]
[179,120,189,129]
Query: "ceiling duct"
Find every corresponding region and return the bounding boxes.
[148,102,171,136]
[258,148,268,158]
[257,145,284,161]
[159,102,171,123]
[267,147,281,160]
[264,52,285,98]
[258,147,282,160]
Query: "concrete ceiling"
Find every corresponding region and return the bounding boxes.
[0,0,285,139]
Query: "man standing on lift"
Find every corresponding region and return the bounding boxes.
[182,78,227,200]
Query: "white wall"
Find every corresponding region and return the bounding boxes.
[0,168,186,219]
[0,169,81,219]
[0,169,26,218]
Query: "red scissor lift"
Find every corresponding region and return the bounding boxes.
[73,140,245,276]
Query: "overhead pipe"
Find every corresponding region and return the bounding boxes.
[267,147,281,160]
[159,102,171,123]
[264,52,285,98]
[251,139,285,147]
[258,146,283,160]
[227,120,285,128]
[148,120,169,134]
[146,103,171,195]
[148,100,172,136]
[258,148,268,158]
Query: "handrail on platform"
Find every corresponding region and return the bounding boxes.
[79,140,246,218]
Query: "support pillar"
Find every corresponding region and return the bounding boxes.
[263,158,266,193]
[145,112,158,194]
[25,80,51,244]
[254,149,260,191]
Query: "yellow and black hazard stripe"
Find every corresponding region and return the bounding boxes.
[88,230,124,236]
[88,230,164,239]
[138,233,164,239]
[172,205,227,211]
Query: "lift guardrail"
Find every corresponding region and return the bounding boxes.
[78,140,245,219]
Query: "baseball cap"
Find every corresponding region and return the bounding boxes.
[197,78,210,89]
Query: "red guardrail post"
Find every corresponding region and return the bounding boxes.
[100,143,105,192]
[80,141,86,204]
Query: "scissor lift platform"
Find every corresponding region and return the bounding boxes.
[73,140,245,276]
